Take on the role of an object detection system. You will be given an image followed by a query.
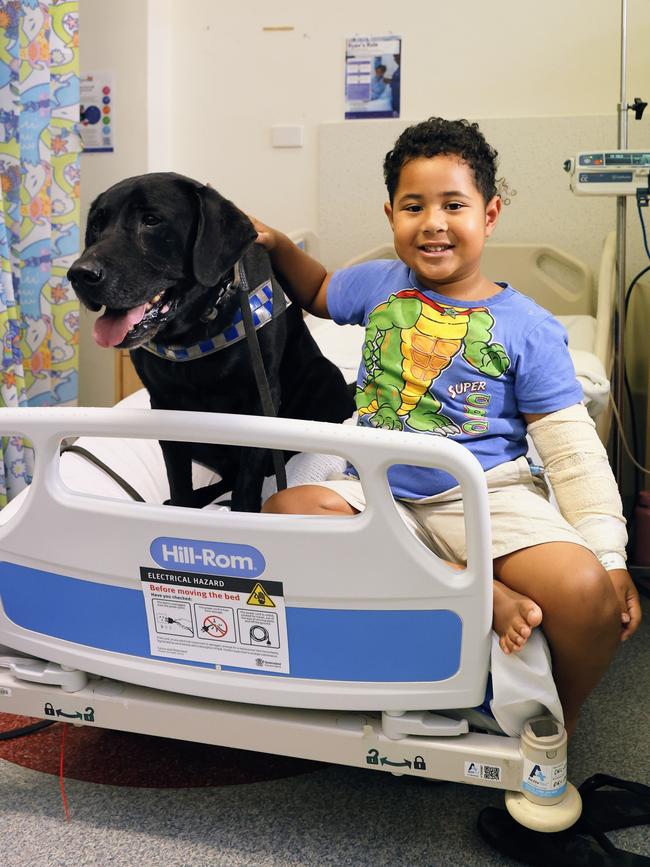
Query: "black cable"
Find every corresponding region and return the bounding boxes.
[624,366,641,502]
[637,187,650,260]
[0,719,56,740]
[624,264,650,315]
[622,265,650,501]
[60,444,145,502]
[622,185,650,489]
[621,188,650,557]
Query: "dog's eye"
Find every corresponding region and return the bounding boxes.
[87,208,105,233]
[142,214,162,227]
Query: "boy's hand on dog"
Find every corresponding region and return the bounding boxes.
[609,568,642,641]
[249,216,277,250]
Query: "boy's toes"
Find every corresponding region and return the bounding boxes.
[508,603,543,652]
[516,620,532,641]
[509,627,526,650]
[500,627,523,654]
[524,602,543,629]
[502,619,532,654]
[493,583,543,656]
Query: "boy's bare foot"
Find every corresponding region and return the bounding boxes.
[493,580,543,654]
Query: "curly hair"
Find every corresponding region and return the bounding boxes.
[383,117,499,204]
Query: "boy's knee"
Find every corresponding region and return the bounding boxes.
[262,488,304,514]
[262,485,356,516]
[565,562,620,630]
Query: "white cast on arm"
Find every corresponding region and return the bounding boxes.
[527,403,627,570]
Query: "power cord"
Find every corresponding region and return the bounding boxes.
[623,262,650,496]
[0,719,56,740]
[617,185,650,577]
[637,184,650,259]
[621,185,650,491]
[610,392,650,476]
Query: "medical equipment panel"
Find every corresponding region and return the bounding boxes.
[564,149,650,196]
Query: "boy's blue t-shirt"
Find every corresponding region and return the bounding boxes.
[326,259,583,499]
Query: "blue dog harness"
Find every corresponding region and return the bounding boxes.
[142,278,291,362]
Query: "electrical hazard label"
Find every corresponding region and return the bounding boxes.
[246,582,275,607]
[140,567,289,672]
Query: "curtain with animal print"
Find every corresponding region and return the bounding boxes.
[0,0,80,505]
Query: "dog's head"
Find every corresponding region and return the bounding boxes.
[67,172,257,349]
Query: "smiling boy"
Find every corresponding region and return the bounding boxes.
[254,117,640,735]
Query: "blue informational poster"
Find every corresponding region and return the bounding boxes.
[80,72,114,153]
[345,35,401,120]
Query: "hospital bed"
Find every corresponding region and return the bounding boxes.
[0,229,610,835]
[0,391,581,833]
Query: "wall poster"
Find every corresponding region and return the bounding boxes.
[345,35,401,120]
[80,72,114,152]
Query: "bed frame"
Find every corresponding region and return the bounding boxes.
[0,406,581,832]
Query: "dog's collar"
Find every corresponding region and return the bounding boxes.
[141,278,291,361]
[198,275,232,323]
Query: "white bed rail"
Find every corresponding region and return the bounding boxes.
[0,408,493,712]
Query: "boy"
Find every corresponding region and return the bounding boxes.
[255,117,641,735]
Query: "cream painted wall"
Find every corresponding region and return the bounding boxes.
[77,0,150,406]
[77,0,650,408]
[166,0,650,231]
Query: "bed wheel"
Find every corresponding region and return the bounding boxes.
[505,782,582,832]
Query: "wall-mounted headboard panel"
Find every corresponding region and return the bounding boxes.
[342,241,595,317]
[319,115,622,275]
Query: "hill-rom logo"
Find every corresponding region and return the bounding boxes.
[150,537,265,577]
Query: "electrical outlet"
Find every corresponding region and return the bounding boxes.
[271,125,304,148]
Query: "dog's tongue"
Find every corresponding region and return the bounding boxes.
[93,305,147,348]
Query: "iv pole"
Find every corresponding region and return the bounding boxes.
[614,0,628,483]
[612,0,649,486]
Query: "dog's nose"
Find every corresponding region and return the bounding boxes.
[67,260,105,289]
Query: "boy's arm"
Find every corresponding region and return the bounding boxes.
[252,218,331,318]
[525,405,641,641]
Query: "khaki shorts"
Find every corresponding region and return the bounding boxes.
[315,455,593,564]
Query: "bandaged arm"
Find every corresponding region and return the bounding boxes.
[527,403,627,570]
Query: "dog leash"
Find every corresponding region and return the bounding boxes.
[234,260,287,493]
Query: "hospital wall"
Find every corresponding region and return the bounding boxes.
[78,0,650,453]
[78,1,149,406]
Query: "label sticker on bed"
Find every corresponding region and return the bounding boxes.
[140,567,289,673]
[522,757,567,798]
[150,537,265,577]
[464,761,502,783]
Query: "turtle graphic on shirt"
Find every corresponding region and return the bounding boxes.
[357,288,511,433]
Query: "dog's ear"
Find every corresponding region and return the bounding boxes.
[193,184,257,286]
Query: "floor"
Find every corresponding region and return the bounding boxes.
[0,599,649,866]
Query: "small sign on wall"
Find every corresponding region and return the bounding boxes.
[80,72,114,153]
[345,35,401,120]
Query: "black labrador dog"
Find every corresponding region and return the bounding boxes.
[67,172,354,512]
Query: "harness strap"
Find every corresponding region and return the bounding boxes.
[234,261,287,493]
